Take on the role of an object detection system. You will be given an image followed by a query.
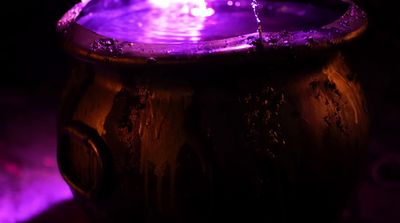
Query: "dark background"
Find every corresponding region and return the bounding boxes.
[0,0,399,222]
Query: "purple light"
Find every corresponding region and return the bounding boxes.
[77,0,342,44]
[148,0,215,17]
[0,152,72,222]
[0,117,73,222]
[77,0,257,43]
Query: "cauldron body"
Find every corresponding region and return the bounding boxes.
[57,2,368,223]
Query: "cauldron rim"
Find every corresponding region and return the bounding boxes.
[57,0,367,65]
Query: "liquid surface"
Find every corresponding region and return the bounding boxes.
[77,0,343,44]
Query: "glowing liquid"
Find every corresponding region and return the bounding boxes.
[77,0,342,44]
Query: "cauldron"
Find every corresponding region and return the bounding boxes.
[57,0,369,222]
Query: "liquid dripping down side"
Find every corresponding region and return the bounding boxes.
[251,0,264,47]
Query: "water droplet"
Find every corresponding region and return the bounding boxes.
[147,57,157,64]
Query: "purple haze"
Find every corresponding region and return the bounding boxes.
[0,109,73,222]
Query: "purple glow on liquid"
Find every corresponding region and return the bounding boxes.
[148,0,214,17]
[78,0,342,44]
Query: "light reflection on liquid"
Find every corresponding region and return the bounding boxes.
[148,0,214,17]
[143,0,214,42]
[77,0,341,44]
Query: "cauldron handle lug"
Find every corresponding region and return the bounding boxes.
[58,121,113,199]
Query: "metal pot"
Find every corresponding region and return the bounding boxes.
[57,1,369,222]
